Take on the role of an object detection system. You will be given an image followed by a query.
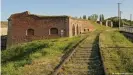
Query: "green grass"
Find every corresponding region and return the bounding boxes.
[90,21,112,31]
[99,31,133,74]
[2,36,85,75]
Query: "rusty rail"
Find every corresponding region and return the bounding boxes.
[51,35,88,75]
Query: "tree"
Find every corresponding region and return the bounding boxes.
[79,16,82,19]
[101,14,104,21]
[88,14,98,22]
[106,17,119,27]
[83,15,87,19]
[106,16,133,27]
[88,16,91,20]
[99,14,104,22]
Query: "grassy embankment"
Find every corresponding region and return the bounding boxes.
[90,21,113,32]
[91,21,133,74]
[99,31,133,74]
[2,35,86,75]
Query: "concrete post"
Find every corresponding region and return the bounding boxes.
[100,22,103,25]
[106,20,108,27]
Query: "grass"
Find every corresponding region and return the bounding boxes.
[99,30,133,74]
[60,31,104,75]
[3,21,132,75]
[89,21,112,31]
[2,35,85,75]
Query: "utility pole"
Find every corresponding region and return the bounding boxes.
[120,11,123,26]
[130,14,132,26]
[118,3,121,28]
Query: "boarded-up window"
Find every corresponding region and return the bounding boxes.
[77,25,79,35]
[50,28,58,35]
[72,25,75,36]
[27,29,34,36]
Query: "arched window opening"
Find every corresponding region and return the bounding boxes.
[108,21,110,26]
[76,25,79,35]
[79,27,81,34]
[72,25,75,36]
[50,28,58,35]
[84,29,86,31]
[27,29,34,36]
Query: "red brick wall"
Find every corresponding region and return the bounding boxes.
[7,11,69,47]
[7,11,94,47]
[69,17,94,37]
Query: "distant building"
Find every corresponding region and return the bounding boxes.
[7,11,94,47]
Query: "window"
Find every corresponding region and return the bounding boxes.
[50,28,58,35]
[72,25,75,36]
[84,29,86,31]
[27,29,34,36]
[76,25,79,35]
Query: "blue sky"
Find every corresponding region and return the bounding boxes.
[1,0,133,21]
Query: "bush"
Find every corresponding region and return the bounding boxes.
[1,36,84,75]
[2,40,52,63]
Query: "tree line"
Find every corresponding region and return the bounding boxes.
[74,14,133,27]
[75,14,104,22]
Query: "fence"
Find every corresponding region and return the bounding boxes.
[119,27,133,33]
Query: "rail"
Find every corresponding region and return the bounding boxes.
[51,32,105,75]
[51,35,88,75]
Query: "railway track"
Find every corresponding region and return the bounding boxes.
[52,32,105,75]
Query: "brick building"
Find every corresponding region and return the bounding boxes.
[7,11,94,47]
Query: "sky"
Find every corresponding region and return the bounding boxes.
[1,0,133,21]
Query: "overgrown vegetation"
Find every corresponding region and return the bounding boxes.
[88,14,98,22]
[2,36,85,75]
[90,20,112,31]
[106,17,133,27]
[99,31,133,74]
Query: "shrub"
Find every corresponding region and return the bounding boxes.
[2,40,52,63]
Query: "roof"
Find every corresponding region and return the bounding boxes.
[8,11,71,20]
[8,11,91,22]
